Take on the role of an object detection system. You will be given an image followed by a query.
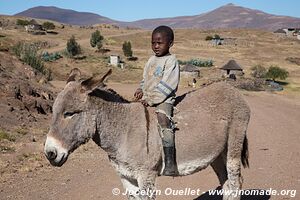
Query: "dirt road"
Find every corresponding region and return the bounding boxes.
[1,84,299,200]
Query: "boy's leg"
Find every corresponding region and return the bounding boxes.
[156,103,178,176]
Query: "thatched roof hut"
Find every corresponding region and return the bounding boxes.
[220,60,243,75]
[274,29,286,34]
[180,64,200,77]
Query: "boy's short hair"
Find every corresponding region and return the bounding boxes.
[152,25,174,42]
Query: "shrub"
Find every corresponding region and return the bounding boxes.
[12,42,45,74]
[214,34,221,39]
[266,65,289,81]
[205,35,213,41]
[178,58,213,67]
[66,35,81,56]
[90,30,104,50]
[122,41,133,57]
[42,51,62,62]
[42,21,55,30]
[251,65,267,78]
[16,19,30,26]
[0,129,15,142]
[127,56,138,61]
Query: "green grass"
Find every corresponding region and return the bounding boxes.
[0,129,16,142]
[15,128,28,135]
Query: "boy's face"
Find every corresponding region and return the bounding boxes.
[151,32,173,57]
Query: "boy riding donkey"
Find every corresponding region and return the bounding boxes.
[134,26,180,176]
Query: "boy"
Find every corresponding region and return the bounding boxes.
[134,25,180,176]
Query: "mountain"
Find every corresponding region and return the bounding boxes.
[14,4,300,30]
[14,6,120,26]
[130,3,300,30]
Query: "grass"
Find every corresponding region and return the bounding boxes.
[18,153,42,162]
[0,145,15,153]
[15,128,28,135]
[0,129,16,142]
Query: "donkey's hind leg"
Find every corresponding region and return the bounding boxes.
[211,151,228,187]
[223,125,247,200]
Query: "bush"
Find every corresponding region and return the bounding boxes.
[66,35,81,56]
[12,42,45,74]
[214,34,221,39]
[42,21,55,30]
[90,30,104,50]
[251,65,267,78]
[205,35,213,41]
[178,58,213,67]
[42,51,62,62]
[127,56,138,61]
[16,19,30,26]
[122,41,133,57]
[266,65,289,81]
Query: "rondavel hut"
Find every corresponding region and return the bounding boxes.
[180,63,200,78]
[220,60,244,79]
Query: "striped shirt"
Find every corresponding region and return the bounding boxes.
[140,54,180,106]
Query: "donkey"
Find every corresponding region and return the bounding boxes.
[44,69,250,200]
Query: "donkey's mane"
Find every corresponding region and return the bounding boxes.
[89,87,130,103]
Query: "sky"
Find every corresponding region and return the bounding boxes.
[0,0,300,22]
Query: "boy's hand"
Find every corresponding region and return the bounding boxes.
[134,88,143,100]
[140,100,149,107]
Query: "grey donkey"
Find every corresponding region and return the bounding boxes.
[44,69,250,200]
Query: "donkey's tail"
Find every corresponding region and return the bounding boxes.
[241,135,249,168]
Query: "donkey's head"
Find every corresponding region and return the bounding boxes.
[44,68,112,166]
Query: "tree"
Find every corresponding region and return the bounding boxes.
[214,34,221,39]
[16,19,30,26]
[251,65,267,78]
[90,30,104,50]
[205,35,213,41]
[266,66,289,81]
[122,41,133,57]
[66,35,81,56]
[42,21,55,30]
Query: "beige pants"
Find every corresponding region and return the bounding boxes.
[155,102,175,147]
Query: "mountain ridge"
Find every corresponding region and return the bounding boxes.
[14,4,300,30]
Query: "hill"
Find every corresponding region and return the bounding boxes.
[131,3,300,30]
[14,4,300,30]
[15,6,120,26]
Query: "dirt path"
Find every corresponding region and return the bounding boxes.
[1,84,299,200]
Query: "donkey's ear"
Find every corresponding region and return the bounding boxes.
[81,69,112,91]
[67,68,81,83]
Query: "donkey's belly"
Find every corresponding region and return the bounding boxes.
[174,112,228,176]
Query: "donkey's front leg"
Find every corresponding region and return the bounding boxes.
[120,175,141,200]
[137,172,157,200]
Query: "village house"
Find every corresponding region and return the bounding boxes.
[24,19,43,32]
[109,55,124,69]
[211,37,224,45]
[220,60,244,79]
[274,28,300,40]
[180,63,200,78]
[109,55,120,66]
[274,29,287,37]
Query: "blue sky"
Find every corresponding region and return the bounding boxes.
[0,0,300,21]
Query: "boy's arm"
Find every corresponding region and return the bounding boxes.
[144,58,180,106]
[134,58,150,100]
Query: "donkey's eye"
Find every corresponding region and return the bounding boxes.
[63,110,82,118]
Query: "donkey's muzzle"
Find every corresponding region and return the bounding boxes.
[45,148,57,161]
[44,135,69,167]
